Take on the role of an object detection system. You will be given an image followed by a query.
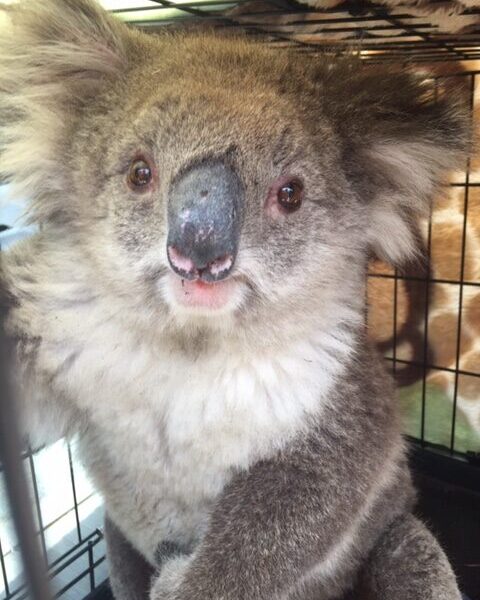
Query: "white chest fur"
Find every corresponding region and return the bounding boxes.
[26,292,354,562]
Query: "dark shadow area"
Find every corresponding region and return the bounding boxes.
[411,446,480,600]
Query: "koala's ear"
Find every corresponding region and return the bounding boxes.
[0,0,127,100]
[335,65,471,265]
[0,0,130,221]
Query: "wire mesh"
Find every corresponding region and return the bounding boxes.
[107,0,480,64]
[367,69,480,462]
[0,442,107,600]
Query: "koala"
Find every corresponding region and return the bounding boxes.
[0,1,470,599]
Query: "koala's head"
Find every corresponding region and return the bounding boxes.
[0,0,470,338]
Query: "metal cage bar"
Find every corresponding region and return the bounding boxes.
[450,72,477,454]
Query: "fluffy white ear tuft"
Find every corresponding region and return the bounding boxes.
[0,0,130,222]
[367,136,467,264]
[361,74,470,265]
[368,201,418,265]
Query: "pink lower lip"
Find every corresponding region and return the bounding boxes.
[170,276,236,310]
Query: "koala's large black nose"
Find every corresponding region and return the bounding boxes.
[167,162,244,282]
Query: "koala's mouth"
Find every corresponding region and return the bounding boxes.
[166,273,242,312]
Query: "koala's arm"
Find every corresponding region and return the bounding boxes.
[356,515,461,600]
[150,370,407,600]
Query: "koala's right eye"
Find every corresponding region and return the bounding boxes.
[127,158,153,190]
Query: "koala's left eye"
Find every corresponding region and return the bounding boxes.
[265,176,304,219]
[128,158,153,190]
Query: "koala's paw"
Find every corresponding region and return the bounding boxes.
[149,554,194,600]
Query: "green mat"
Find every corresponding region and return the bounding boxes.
[400,382,480,454]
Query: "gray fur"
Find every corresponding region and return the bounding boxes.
[357,515,462,600]
[0,1,469,599]
[105,516,155,600]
